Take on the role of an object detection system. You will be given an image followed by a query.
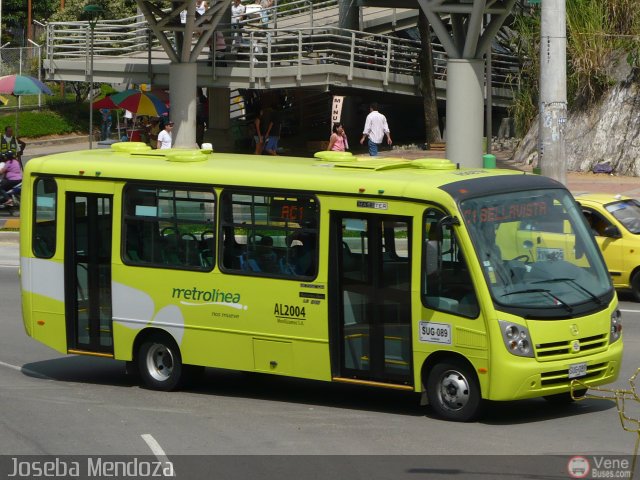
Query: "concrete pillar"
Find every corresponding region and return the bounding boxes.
[169,62,198,149]
[445,59,484,168]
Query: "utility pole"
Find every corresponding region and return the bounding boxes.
[538,0,567,185]
[28,0,33,42]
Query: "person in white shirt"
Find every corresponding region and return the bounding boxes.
[196,0,208,16]
[157,121,174,149]
[231,0,246,49]
[360,102,392,156]
[123,109,133,130]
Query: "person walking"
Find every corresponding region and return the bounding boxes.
[327,122,349,152]
[259,0,273,26]
[263,105,281,155]
[99,108,112,141]
[230,0,246,51]
[360,102,391,156]
[157,120,174,149]
[253,108,265,154]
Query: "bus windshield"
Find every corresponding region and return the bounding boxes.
[460,188,612,317]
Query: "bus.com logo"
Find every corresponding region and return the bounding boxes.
[568,456,590,478]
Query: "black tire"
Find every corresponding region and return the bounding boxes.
[544,388,587,404]
[631,271,640,303]
[138,335,184,391]
[426,358,483,422]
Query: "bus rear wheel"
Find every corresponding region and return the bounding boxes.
[138,335,184,391]
[426,359,482,422]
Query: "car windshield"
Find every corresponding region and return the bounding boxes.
[460,188,612,317]
[606,199,640,234]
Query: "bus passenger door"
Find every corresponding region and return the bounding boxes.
[64,194,114,354]
[329,214,413,387]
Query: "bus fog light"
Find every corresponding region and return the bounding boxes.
[499,320,534,358]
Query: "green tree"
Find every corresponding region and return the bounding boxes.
[2,0,58,44]
[510,0,640,137]
[50,0,138,22]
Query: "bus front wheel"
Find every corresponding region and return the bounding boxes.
[426,359,482,422]
[138,335,184,391]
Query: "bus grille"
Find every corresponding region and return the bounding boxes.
[540,362,608,387]
[535,334,608,360]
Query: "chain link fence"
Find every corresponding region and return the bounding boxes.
[0,46,42,77]
[0,46,48,110]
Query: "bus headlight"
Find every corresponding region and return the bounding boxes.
[498,320,534,357]
[610,309,622,343]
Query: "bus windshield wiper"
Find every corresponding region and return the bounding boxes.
[501,288,573,313]
[532,278,602,305]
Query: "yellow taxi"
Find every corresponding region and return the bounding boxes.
[575,193,640,301]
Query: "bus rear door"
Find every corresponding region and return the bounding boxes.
[64,193,114,355]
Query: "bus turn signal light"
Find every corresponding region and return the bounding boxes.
[37,320,45,326]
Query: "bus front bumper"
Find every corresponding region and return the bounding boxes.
[487,340,623,401]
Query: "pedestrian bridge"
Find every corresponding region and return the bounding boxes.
[43,5,518,107]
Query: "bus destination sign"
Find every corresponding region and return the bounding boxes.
[463,199,549,224]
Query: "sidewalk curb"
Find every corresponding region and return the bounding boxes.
[25,135,88,149]
[0,218,20,231]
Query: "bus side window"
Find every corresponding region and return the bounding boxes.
[219,191,319,279]
[122,185,216,271]
[423,209,479,318]
[32,178,57,259]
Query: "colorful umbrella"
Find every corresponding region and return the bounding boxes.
[0,74,52,142]
[92,96,118,110]
[0,74,52,96]
[110,90,168,117]
[150,88,170,106]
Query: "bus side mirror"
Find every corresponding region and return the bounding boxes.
[603,225,622,239]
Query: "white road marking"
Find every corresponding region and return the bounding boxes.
[620,309,640,314]
[0,360,53,380]
[141,434,173,474]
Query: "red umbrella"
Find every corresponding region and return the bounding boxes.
[92,96,117,110]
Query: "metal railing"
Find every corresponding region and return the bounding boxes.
[221,27,423,84]
[44,9,519,95]
[45,14,156,62]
